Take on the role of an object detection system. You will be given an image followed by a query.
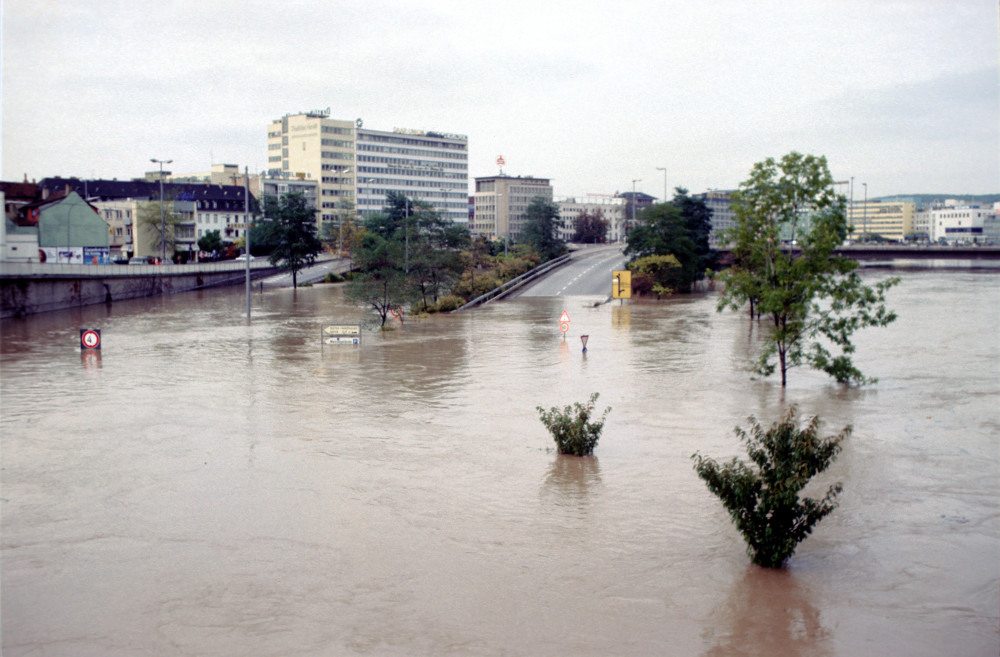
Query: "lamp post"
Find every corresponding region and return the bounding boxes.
[337,167,353,255]
[630,178,641,235]
[150,158,172,263]
[656,167,667,203]
[862,182,868,243]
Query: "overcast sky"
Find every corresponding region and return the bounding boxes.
[2,0,997,199]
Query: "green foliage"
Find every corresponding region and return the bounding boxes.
[520,197,566,261]
[692,407,849,568]
[197,229,223,254]
[323,271,346,283]
[625,188,717,293]
[572,209,609,243]
[628,254,683,298]
[264,192,324,288]
[248,219,282,256]
[537,393,611,457]
[717,152,899,386]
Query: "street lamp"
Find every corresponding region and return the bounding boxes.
[151,158,172,263]
[862,182,868,243]
[656,167,667,203]
[630,179,641,234]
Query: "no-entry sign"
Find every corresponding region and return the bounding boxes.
[80,329,101,350]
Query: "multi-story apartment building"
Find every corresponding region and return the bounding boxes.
[356,127,468,224]
[472,175,553,241]
[846,200,915,241]
[556,195,626,243]
[267,110,469,234]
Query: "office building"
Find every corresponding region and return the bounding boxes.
[472,176,553,241]
[356,127,469,224]
[846,200,915,242]
[268,110,469,233]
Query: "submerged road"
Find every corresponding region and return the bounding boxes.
[513,244,626,298]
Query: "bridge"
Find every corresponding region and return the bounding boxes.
[717,244,1000,263]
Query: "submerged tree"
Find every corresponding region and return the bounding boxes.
[265,192,323,288]
[537,393,611,457]
[692,407,849,568]
[717,152,898,386]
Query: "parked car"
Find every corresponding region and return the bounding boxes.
[234,254,255,261]
[128,256,151,265]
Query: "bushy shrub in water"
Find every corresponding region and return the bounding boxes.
[537,393,611,456]
[692,407,848,568]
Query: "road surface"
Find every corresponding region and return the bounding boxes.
[513,244,626,298]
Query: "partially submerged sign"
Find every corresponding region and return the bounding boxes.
[613,270,632,299]
[322,324,361,345]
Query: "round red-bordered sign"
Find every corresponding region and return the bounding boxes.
[560,322,569,333]
[80,329,101,350]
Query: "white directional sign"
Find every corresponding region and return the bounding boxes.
[322,324,361,345]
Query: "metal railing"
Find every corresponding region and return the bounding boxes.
[452,254,572,312]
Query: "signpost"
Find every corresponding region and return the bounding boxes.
[559,310,570,338]
[322,324,361,345]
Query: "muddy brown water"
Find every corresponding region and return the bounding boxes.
[1,271,997,656]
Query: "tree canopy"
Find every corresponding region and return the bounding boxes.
[572,209,609,243]
[264,192,324,288]
[519,197,566,261]
[624,188,717,293]
[346,192,471,324]
[716,152,898,386]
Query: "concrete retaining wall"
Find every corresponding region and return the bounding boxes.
[1,262,280,318]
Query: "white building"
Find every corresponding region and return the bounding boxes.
[557,195,626,242]
[356,127,469,224]
[268,111,469,233]
[930,205,992,243]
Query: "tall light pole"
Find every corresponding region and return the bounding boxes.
[630,179,641,235]
[862,182,868,243]
[656,167,667,203]
[151,158,172,263]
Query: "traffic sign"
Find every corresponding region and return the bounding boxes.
[560,322,569,334]
[322,324,361,346]
[80,329,101,350]
[613,270,632,299]
[581,335,589,351]
[559,310,570,323]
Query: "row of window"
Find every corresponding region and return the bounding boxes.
[357,144,468,160]
[359,134,466,150]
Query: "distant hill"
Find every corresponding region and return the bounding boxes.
[874,194,1000,207]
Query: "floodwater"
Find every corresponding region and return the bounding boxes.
[1,271,997,656]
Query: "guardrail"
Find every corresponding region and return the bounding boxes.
[452,254,572,312]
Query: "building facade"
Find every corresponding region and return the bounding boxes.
[930,206,992,243]
[695,190,737,246]
[267,111,470,233]
[556,195,626,242]
[356,127,468,224]
[846,200,916,241]
[472,176,553,241]
[267,110,356,234]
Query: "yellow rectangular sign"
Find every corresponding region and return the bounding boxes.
[612,270,632,299]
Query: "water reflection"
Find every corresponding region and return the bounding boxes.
[702,567,830,657]
[542,454,603,505]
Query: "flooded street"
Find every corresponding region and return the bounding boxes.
[2,271,998,656]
